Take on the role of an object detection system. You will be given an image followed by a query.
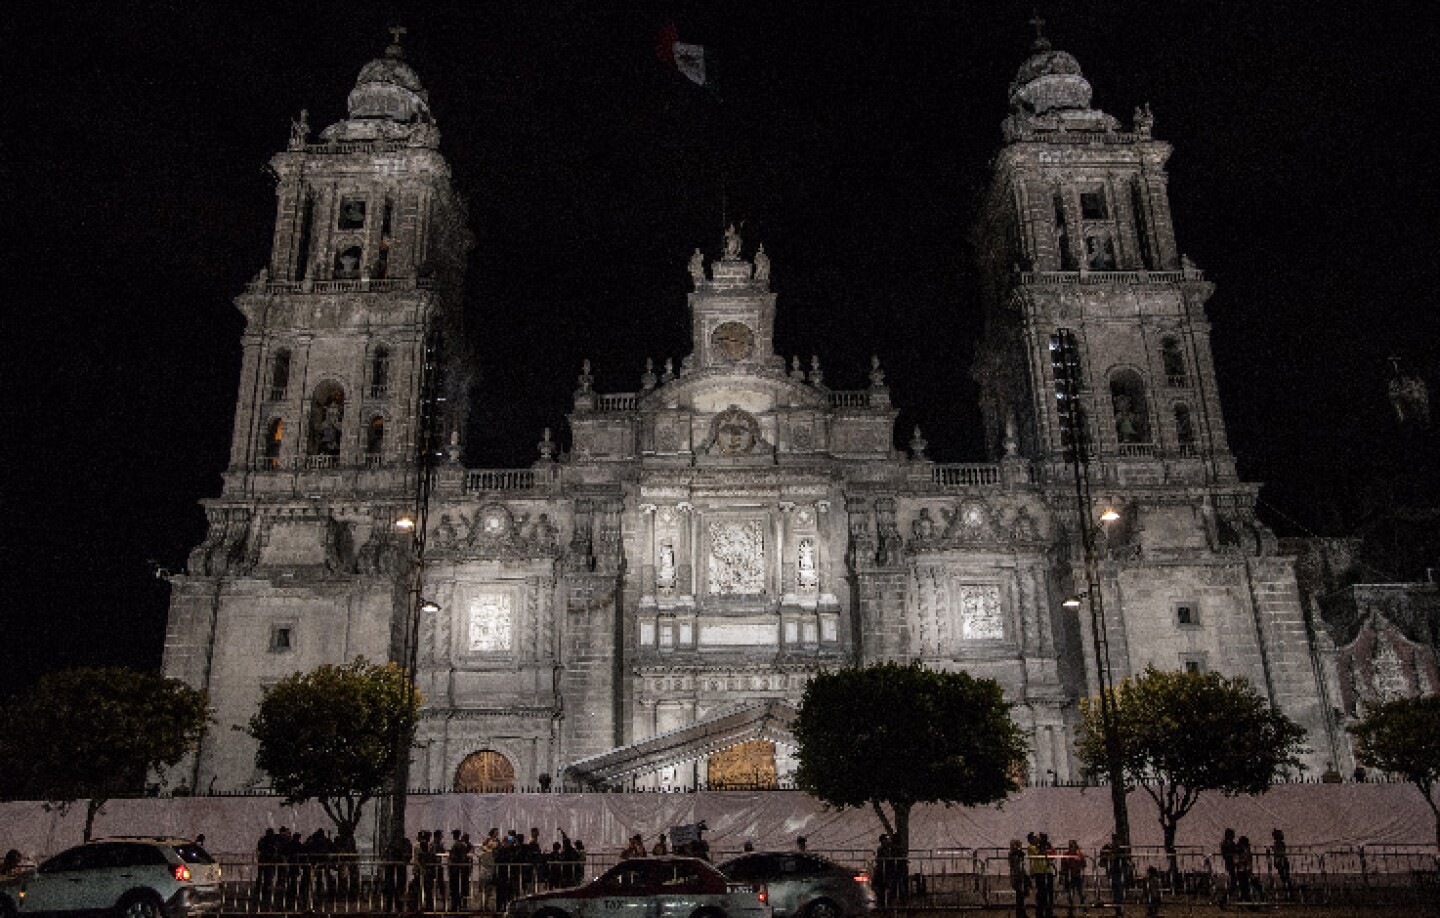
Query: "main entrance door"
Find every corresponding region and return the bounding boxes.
[707,739,778,789]
[454,749,515,792]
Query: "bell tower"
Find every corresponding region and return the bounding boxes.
[974,32,1236,487]
[163,31,471,791]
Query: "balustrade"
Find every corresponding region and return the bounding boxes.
[1020,269,1189,285]
[930,463,1002,487]
[1117,442,1158,459]
[596,393,639,412]
[245,277,435,295]
[464,467,559,493]
[828,391,870,408]
[299,455,340,470]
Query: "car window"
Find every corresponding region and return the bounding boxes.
[657,862,703,889]
[720,856,767,881]
[38,847,90,874]
[597,863,655,892]
[114,845,169,868]
[172,844,214,865]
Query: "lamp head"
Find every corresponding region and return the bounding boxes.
[1099,508,1120,523]
[1062,595,1083,610]
[419,599,441,614]
[394,516,417,532]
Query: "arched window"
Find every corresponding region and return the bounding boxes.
[334,245,362,280]
[1174,403,1196,455]
[268,349,291,401]
[365,416,385,465]
[369,345,391,399]
[262,419,284,469]
[1162,337,1188,387]
[307,382,345,461]
[454,750,515,793]
[1109,369,1151,445]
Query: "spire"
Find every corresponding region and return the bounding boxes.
[1027,10,1051,52]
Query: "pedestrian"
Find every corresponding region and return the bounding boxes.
[450,830,473,907]
[652,834,669,856]
[1218,828,1237,905]
[622,834,648,860]
[1270,828,1293,901]
[1235,836,1255,903]
[1142,865,1162,917]
[1027,833,1055,918]
[795,836,808,852]
[382,831,411,912]
[1059,839,1085,914]
[1008,839,1030,918]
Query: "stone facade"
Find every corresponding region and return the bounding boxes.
[164,34,1414,794]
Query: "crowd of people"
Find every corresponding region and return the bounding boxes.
[253,825,589,911]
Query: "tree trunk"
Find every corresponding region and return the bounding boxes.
[1162,817,1180,885]
[893,802,912,903]
[84,798,105,842]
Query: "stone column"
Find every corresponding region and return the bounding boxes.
[779,502,797,604]
[815,501,837,608]
[639,504,658,607]
[677,502,695,600]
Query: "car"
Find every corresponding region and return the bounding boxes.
[0,837,220,918]
[718,853,876,918]
[505,856,771,918]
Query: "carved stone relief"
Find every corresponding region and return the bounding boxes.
[468,594,513,652]
[708,520,765,595]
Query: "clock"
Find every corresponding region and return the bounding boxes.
[710,322,755,361]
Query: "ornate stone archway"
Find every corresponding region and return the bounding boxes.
[454,749,515,793]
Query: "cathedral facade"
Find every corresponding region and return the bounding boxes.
[163,33,1412,794]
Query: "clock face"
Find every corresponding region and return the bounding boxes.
[710,322,755,361]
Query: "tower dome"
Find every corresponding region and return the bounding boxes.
[1002,36,1118,138]
[319,29,438,146]
[346,37,431,123]
[1008,40,1093,115]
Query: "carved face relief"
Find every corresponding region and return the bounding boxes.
[710,322,755,361]
[712,406,759,455]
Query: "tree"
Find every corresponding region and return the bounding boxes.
[248,657,419,844]
[1077,666,1306,868]
[792,662,1027,866]
[0,667,209,840]
[1349,694,1440,848]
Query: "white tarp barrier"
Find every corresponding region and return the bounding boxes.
[1,784,1433,863]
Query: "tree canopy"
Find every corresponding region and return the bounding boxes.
[1349,694,1440,848]
[0,667,209,840]
[791,662,1027,856]
[1078,666,1306,855]
[248,657,419,843]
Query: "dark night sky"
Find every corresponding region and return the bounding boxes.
[3,3,1437,697]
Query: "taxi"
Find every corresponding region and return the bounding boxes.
[505,856,771,918]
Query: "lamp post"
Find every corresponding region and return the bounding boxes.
[1051,329,1132,856]
[385,330,446,852]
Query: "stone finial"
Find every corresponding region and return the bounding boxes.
[808,355,824,388]
[288,109,310,150]
[537,427,556,462]
[641,358,657,390]
[869,355,887,389]
[662,358,675,382]
[753,244,771,284]
[446,428,462,465]
[1133,102,1155,137]
[909,426,928,460]
[790,356,806,381]
[688,248,706,286]
[1004,413,1021,457]
[577,359,594,394]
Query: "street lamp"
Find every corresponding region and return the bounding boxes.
[1050,328,1132,855]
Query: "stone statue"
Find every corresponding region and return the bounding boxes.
[318,400,343,454]
[658,543,676,585]
[289,109,310,150]
[869,355,886,388]
[797,539,818,587]
[1133,102,1154,136]
[753,244,770,282]
[577,359,593,393]
[688,248,706,285]
[912,507,936,540]
[723,224,742,259]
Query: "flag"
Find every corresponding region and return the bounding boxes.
[657,20,717,95]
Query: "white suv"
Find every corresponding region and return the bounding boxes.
[0,838,221,918]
